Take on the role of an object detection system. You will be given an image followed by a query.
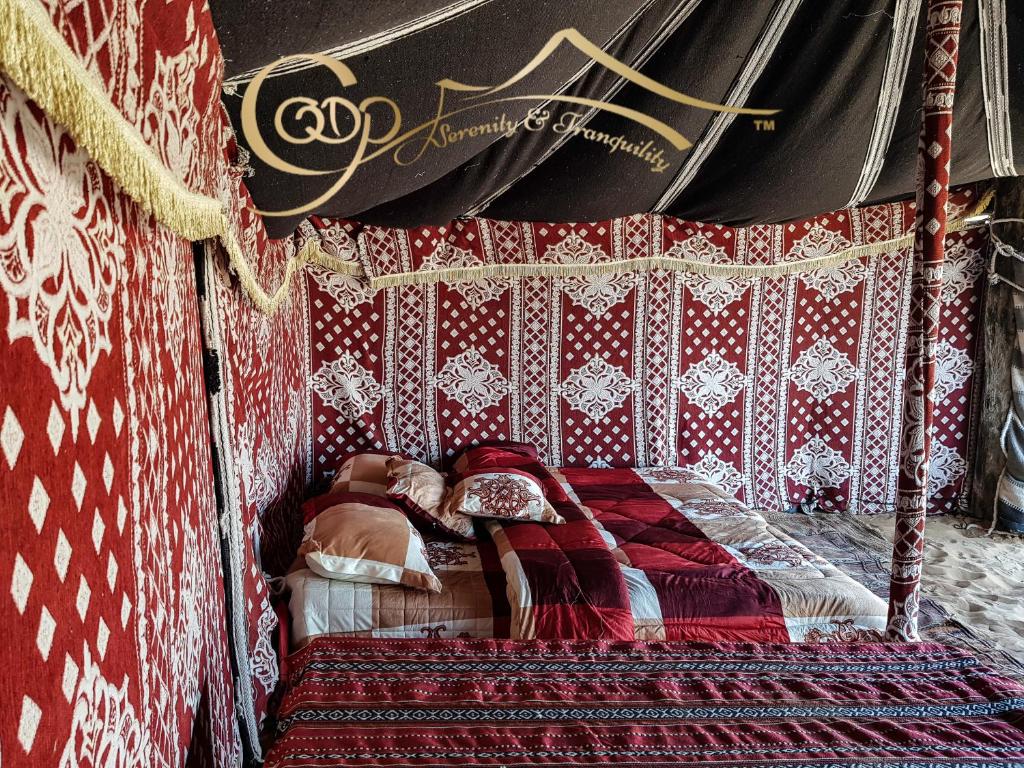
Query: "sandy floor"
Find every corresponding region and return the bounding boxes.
[862,515,1024,658]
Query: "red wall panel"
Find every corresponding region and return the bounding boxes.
[201,168,312,745]
[0,77,238,765]
[303,194,987,517]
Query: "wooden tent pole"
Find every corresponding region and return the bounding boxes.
[886,0,964,641]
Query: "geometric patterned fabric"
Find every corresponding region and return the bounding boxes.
[0,71,240,765]
[301,190,989,553]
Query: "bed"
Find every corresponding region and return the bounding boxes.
[265,638,1024,767]
[285,466,887,647]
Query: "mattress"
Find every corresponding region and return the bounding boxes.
[287,466,887,646]
[619,467,888,641]
[285,535,510,646]
[266,638,1024,767]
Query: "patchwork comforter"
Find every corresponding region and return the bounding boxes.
[489,466,887,642]
[287,465,886,645]
[266,638,1024,767]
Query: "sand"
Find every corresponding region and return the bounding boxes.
[862,515,1024,658]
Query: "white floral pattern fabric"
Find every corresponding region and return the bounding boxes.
[0,81,120,436]
[685,454,743,495]
[784,438,853,490]
[437,349,511,411]
[940,241,983,303]
[789,339,858,400]
[561,357,635,420]
[561,273,633,315]
[663,233,728,263]
[542,232,606,264]
[786,223,852,262]
[676,352,745,416]
[934,340,972,401]
[312,353,383,419]
[800,260,865,301]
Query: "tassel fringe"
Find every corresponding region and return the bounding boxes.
[303,189,995,290]
[220,235,362,315]
[0,0,371,315]
[0,0,224,240]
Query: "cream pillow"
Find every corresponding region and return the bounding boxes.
[299,494,441,592]
[386,458,477,540]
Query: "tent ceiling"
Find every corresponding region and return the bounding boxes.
[209,0,1023,238]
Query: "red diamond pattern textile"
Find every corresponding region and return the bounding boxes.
[2,0,282,760]
[0,73,239,765]
[303,192,987,529]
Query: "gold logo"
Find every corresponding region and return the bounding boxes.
[241,28,779,217]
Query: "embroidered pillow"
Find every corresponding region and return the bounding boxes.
[447,469,565,524]
[329,451,402,496]
[452,442,571,504]
[386,458,477,541]
[299,494,441,593]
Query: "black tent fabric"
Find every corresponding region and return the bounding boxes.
[211,0,1021,238]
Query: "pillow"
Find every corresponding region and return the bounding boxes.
[386,458,477,541]
[301,490,390,525]
[451,442,539,472]
[452,442,571,504]
[447,469,565,524]
[329,451,401,496]
[298,494,441,592]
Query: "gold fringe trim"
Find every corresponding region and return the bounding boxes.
[220,236,362,315]
[0,0,364,315]
[0,0,223,240]
[303,189,995,290]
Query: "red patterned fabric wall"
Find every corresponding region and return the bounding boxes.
[1,0,245,764]
[0,75,238,766]
[304,192,987,518]
[37,0,224,199]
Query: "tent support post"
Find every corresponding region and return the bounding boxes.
[886,0,964,641]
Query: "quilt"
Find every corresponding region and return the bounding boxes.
[265,638,1024,767]
[489,465,887,642]
[284,535,510,646]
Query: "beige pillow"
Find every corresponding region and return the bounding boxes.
[329,452,398,496]
[447,469,564,524]
[299,496,441,592]
[386,458,477,540]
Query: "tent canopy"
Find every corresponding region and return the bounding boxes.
[211,0,1022,237]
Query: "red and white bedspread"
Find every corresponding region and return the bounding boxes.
[265,638,1024,767]
[489,466,887,642]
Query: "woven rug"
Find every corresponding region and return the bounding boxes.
[267,638,1024,767]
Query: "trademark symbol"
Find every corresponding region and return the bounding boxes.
[754,119,776,131]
